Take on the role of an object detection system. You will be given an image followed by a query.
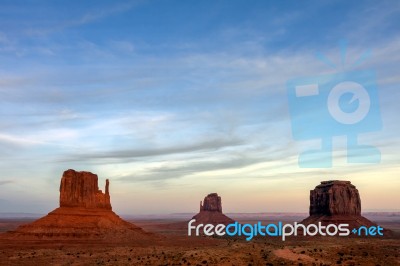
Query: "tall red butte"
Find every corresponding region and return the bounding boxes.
[301,180,376,228]
[6,169,153,241]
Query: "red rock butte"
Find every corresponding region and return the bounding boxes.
[192,193,234,225]
[6,169,154,242]
[60,169,112,209]
[301,180,376,228]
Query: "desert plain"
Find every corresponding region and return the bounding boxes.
[0,212,399,266]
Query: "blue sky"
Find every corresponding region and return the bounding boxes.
[0,0,399,214]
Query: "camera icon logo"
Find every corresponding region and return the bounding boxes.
[287,68,382,168]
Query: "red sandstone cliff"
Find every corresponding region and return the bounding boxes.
[60,169,111,209]
[6,169,154,242]
[301,180,376,228]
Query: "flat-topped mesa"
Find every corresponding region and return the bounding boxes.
[60,169,111,210]
[300,180,381,230]
[309,180,361,216]
[200,193,222,212]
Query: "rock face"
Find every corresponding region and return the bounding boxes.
[60,169,111,209]
[192,193,234,225]
[200,193,222,212]
[301,180,376,228]
[5,169,154,242]
[309,180,361,216]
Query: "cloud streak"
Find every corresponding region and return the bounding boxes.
[25,1,140,37]
[116,155,268,183]
[61,137,244,162]
[0,180,13,186]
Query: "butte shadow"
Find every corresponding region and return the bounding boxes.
[2,169,157,243]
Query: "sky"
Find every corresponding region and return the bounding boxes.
[0,0,399,215]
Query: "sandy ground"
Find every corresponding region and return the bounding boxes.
[0,216,399,265]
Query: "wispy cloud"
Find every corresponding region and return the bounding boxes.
[0,180,13,186]
[61,137,244,162]
[72,1,139,26]
[0,32,11,45]
[116,155,267,183]
[0,133,47,147]
[339,1,400,44]
[25,1,140,37]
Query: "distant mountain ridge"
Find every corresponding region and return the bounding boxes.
[0,213,44,218]
[1,211,399,219]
